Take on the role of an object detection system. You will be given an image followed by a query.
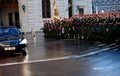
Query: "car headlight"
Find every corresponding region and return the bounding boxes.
[19,39,27,45]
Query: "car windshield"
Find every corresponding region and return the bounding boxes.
[0,27,20,37]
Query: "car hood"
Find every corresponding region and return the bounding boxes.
[0,35,24,46]
[0,35,23,40]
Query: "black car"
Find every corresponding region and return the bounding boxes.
[0,26,27,56]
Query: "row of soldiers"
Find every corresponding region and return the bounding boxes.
[43,12,120,44]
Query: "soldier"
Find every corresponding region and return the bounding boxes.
[64,21,69,39]
[92,16,99,40]
[115,13,120,44]
[87,17,94,40]
[48,23,52,38]
[69,21,75,39]
[74,18,80,39]
[43,21,47,37]
[61,21,65,39]
[55,21,61,39]
[101,17,108,42]
[78,18,82,39]
[97,17,105,41]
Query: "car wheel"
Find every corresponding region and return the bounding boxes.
[22,50,27,56]
[22,48,28,56]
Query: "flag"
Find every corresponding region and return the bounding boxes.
[53,0,61,21]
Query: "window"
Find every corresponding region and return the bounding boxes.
[118,8,120,11]
[101,0,104,4]
[68,0,72,17]
[119,0,120,4]
[112,0,116,4]
[78,8,84,14]
[95,1,99,5]
[42,0,51,18]
[107,0,110,4]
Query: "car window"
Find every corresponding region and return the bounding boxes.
[0,27,20,37]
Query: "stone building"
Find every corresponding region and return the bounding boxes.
[0,0,92,32]
[92,0,120,13]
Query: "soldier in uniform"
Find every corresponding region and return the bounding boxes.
[87,17,94,40]
[64,21,69,39]
[43,21,47,37]
[68,19,74,39]
[73,18,79,39]
[43,21,50,38]
[115,13,120,44]
[61,21,65,39]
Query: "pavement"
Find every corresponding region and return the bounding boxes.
[0,32,120,76]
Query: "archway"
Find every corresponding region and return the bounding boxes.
[0,0,20,28]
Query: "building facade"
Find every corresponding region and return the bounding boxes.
[0,0,92,32]
[92,0,120,13]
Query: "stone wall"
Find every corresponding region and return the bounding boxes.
[19,0,92,32]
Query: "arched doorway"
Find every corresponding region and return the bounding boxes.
[0,0,20,28]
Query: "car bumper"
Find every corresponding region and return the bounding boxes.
[0,44,27,53]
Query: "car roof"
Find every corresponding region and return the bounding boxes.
[0,26,17,29]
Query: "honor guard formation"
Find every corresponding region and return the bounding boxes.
[43,12,120,44]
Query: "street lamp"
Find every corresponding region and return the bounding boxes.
[22,4,25,13]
